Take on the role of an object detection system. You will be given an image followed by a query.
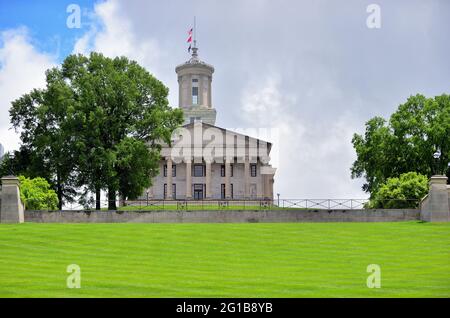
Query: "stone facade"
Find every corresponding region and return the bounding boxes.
[145,121,276,200]
[149,158,271,200]
[24,209,421,223]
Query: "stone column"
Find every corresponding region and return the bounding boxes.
[166,157,172,199]
[225,158,232,199]
[188,75,193,107]
[185,159,192,199]
[421,175,449,222]
[205,160,212,199]
[178,75,182,108]
[244,158,250,199]
[256,163,263,199]
[264,174,270,199]
[199,76,204,106]
[0,176,24,223]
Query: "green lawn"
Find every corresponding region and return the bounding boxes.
[0,222,449,297]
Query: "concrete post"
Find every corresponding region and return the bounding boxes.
[0,176,24,223]
[421,175,450,222]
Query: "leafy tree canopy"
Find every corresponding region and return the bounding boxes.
[19,176,59,210]
[7,52,183,210]
[367,172,428,209]
[351,94,450,195]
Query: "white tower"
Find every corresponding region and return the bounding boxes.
[175,45,216,125]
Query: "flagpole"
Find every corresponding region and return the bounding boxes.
[194,16,197,48]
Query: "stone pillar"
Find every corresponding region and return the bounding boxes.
[421,175,450,222]
[185,159,192,199]
[264,174,270,199]
[244,158,250,199]
[208,76,212,108]
[166,157,172,199]
[0,176,24,223]
[205,160,212,199]
[225,158,232,199]
[199,76,204,106]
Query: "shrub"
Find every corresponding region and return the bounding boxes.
[368,172,428,209]
[19,176,59,210]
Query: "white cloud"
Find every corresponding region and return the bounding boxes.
[240,74,366,198]
[0,28,56,153]
[73,0,161,77]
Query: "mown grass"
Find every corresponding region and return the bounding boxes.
[0,222,449,297]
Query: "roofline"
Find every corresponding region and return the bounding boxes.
[181,122,273,151]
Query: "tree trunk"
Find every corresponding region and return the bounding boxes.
[108,187,117,210]
[56,172,63,210]
[57,187,63,210]
[95,188,101,210]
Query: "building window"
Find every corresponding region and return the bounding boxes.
[190,116,201,124]
[221,184,233,199]
[193,164,205,177]
[192,87,198,105]
[220,164,234,177]
[192,78,198,83]
[250,164,257,177]
[193,184,204,200]
[163,184,176,199]
[163,164,176,177]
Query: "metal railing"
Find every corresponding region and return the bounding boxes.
[57,198,420,212]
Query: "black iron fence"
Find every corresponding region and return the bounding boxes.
[58,198,421,212]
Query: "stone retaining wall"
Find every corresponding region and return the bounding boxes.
[25,209,420,223]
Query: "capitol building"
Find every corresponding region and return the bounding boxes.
[145,46,276,200]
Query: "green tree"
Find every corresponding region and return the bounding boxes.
[8,52,183,210]
[368,172,428,209]
[19,176,59,210]
[61,53,183,209]
[115,137,160,203]
[9,69,78,209]
[351,94,450,196]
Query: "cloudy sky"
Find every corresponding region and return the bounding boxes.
[0,0,449,198]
